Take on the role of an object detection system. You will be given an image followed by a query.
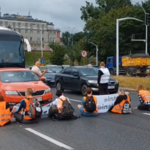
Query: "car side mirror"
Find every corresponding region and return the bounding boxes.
[40,77,45,81]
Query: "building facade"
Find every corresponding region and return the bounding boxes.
[0,13,61,51]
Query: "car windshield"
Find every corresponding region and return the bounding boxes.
[40,67,47,71]
[1,71,39,83]
[49,67,62,73]
[78,68,97,76]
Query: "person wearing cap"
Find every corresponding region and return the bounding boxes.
[97,61,110,95]
[110,89,132,114]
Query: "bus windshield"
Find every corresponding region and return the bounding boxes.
[0,33,25,67]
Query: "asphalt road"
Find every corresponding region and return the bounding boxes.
[1,88,150,150]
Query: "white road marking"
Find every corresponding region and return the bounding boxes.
[69,99,81,102]
[25,128,74,150]
[143,113,150,116]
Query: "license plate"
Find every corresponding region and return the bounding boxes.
[108,86,115,89]
[37,97,42,101]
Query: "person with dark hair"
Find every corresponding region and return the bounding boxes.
[97,61,110,95]
[48,90,75,120]
[77,88,98,116]
[0,94,11,126]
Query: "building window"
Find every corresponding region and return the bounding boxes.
[18,22,21,28]
[53,38,56,42]
[25,23,28,27]
[53,31,56,35]
[42,30,44,34]
[25,29,28,33]
[49,38,52,42]
[43,44,44,48]
[37,30,40,34]
[5,21,8,27]
[42,24,44,28]
[42,38,44,41]
[37,24,39,28]
[13,22,15,27]
[30,37,32,41]
[37,37,40,42]
[18,29,21,33]
[0,21,2,26]
[30,29,33,33]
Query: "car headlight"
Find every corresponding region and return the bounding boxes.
[5,91,18,95]
[88,80,97,84]
[45,88,51,94]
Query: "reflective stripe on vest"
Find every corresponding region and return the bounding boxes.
[0,102,11,127]
[111,96,131,114]
[139,90,150,103]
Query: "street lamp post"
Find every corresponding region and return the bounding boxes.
[89,42,99,66]
[141,6,148,54]
[116,17,143,76]
[69,27,75,44]
[40,28,43,57]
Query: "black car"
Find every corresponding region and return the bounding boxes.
[55,66,119,95]
[40,66,62,86]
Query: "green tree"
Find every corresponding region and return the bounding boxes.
[61,31,71,46]
[49,44,66,65]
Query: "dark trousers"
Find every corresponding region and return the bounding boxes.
[138,104,150,110]
[99,83,109,95]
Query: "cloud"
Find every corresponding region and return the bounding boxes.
[0,0,141,33]
[0,0,95,32]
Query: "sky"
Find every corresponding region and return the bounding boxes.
[0,0,141,33]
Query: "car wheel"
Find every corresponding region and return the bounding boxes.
[56,82,64,92]
[81,84,88,96]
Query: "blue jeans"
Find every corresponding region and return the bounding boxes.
[79,107,98,117]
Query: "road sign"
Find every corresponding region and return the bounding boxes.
[81,50,87,58]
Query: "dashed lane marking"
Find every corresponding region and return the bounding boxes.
[143,113,150,116]
[69,99,81,102]
[25,128,74,150]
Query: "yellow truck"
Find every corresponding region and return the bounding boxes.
[106,53,150,76]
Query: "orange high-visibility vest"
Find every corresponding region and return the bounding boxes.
[111,96,131,114]
[0,102,11,127]
[139,90,150,104]
[19,98,35,120]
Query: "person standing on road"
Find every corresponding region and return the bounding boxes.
[77,88,99,116]
[87,61,93,67]
[31,61,46,78]
[109,89,132,114]
[135,85,150,110]
[0,95,11,127]
[97,61,110,95]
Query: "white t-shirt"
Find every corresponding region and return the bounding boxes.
[51,95,69,108]
[31,65,42,77]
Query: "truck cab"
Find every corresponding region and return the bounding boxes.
[106,56,122,75]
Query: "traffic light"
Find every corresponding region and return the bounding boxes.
[146,13,150,26]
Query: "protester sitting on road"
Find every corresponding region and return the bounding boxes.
[0,95,11,127]
[135,85,150,111]
[77,88,99,116]
[13,88,42,124]
[48,90,76,120]
[97,61,110,95]
[109,89,132,114]
[31,61,46,78]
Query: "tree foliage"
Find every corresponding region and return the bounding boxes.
[49,44,66,65]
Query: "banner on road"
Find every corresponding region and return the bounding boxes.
[94,93,118,113]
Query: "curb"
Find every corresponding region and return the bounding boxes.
[120,87,136,92]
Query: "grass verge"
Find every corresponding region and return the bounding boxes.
[25,52,51,66]
[113,76,150,90]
